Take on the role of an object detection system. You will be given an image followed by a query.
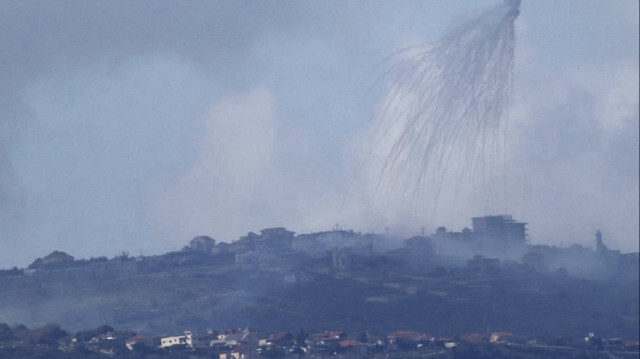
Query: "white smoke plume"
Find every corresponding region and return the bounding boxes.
[347,0,521,234]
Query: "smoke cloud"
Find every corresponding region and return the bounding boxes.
[152,87,278,245]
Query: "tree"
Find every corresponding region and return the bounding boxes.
[75,324,114,342]
[12,324,31,341]
[0,323,14,341]
[31,323,68,344]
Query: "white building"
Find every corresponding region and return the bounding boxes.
[160,335,186,348]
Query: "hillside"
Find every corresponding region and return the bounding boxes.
[0,231,637,340]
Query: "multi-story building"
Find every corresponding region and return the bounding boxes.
[471,215,527,248]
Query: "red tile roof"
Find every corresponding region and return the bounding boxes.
[338,340,366,348]
[387,331,430,342]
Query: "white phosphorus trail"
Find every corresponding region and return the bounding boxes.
[360,0,520,225]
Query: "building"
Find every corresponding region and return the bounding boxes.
[259,332,295,348]
[522,252,545,272]
[471,215,527,248]
[185,330,217,348]
[310,331,346,352]
[467,255,500,274]
[404,236,434,256]
[387,330,431,344]
[595,230,607,254]
[490,332,518,344]
[125,335,153,351]
[252,227,295,254]
[189,236,216,253]
[160,335,186,348]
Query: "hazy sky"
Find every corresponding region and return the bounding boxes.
[1,0,638,267]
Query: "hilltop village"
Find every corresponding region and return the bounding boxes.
[11,215,638,283]
[0,215,638,358]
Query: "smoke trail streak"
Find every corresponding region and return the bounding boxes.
[366,0,520,219]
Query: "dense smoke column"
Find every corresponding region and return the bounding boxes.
[367,0,520,219]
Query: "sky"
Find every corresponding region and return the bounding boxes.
[1,0,638,267]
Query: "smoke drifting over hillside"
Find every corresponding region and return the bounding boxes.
[0,1,638,267]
